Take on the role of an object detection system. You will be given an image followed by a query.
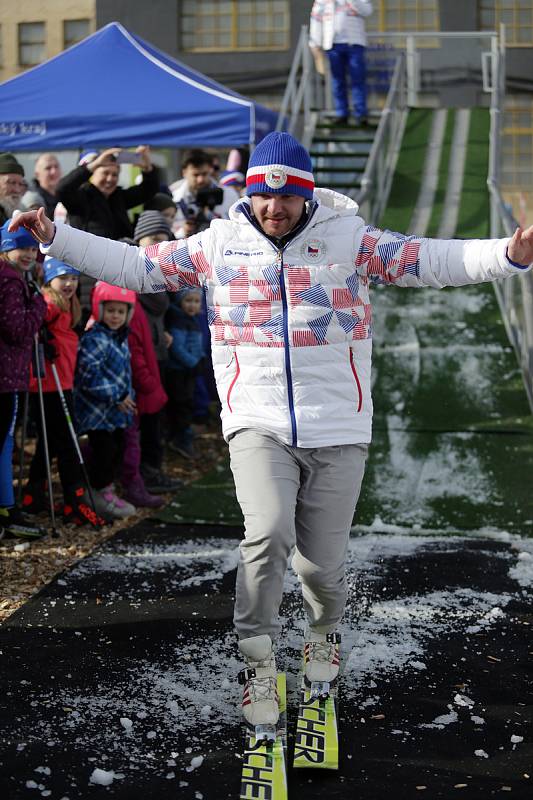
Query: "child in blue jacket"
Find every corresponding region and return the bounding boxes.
[165,287,205,458]
[74,282,137,519]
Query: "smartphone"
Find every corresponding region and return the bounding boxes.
[115,151,143,165]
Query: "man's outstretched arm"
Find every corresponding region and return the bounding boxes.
[354,220,533,289]
[9,208,203,294]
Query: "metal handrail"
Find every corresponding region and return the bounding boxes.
[356,52,407,223]
[488,181,533,410]
[276,26,314,139]
[486,24,533,410]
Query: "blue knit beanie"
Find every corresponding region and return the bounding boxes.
[43,257,80,285]
[246,132,314,200]
[0,219,38,252]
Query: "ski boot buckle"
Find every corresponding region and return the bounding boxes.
[254,724,277,743]
[310,681,331,700]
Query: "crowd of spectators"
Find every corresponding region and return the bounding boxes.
[0,144,248,539]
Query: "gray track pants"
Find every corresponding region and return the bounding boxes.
[228,429,368,642]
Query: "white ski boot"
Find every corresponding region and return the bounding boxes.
[238,634,279,728]
[303,629,341,684]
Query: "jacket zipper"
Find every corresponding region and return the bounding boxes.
[226,351,240,413]
[349,349,363,412]
[277,249,298,446]
[239,201,320,447]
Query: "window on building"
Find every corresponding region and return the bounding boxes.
[479,1,533,46]
[181,0,289,52]
[366,0,440,47]
[64,19,90,49]
[502,96,533,191]
[18,22,45,66]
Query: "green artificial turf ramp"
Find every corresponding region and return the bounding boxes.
[379,107,433,232]
[425,109,456,237]
[456,108,490,239]
[371,281,533,434]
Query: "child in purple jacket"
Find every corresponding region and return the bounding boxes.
[0,220,47,539]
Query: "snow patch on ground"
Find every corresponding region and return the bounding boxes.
[3,529,532,795]
[509,538,533,588]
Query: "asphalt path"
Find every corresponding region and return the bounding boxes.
[1,519,532,799]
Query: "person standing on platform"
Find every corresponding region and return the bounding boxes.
[309,0,373,126]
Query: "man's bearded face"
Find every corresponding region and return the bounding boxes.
[0,173,26,214]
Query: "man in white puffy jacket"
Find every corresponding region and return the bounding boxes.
[12,132,533,732]
[309,0,374,125]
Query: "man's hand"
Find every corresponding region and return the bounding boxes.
[8,207,55,244]
[508,224,533,267]
[117,395,137,414]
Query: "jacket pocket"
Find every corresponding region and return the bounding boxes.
[349,349,363,413]
[226,351,240,413]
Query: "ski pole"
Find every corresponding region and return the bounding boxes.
[16,391,29,504]
[33,334,58,537]
[49,362,101,531]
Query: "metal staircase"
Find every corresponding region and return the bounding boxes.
[310,120,376,199]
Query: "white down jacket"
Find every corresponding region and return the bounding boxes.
[46,189,526,448]
[309,0,373,51]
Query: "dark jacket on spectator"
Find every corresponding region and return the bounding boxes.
[26,178,58,218]
[56,165,159,240]
[138,292,170,363]
[0,259,46,392]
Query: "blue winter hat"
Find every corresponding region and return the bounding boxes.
[219,169,245,188]
[0,219,38,252]
[246,132,315,200]
[42,257,80,285]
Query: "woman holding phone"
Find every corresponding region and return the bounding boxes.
[55,145,159,241]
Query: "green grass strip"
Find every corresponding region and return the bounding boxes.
[455,108,490,239]
[425,109,456,237]
[379,108,433,232]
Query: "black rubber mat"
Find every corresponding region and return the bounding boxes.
[1,519,532,798]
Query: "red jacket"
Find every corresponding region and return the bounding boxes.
[128,302,167,415]
[29,294,79,392]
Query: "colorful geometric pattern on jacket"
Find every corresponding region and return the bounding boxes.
[142,226,421,349]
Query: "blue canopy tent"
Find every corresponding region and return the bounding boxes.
[0,22,278,151]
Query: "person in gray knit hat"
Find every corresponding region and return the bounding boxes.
[133,210,172,247]
[0,153,26,225]
[11,131,533,735]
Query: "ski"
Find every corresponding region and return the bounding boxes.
[240,673,288,799]
[292,636,340,770]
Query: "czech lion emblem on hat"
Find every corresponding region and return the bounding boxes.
[265,168,288,189]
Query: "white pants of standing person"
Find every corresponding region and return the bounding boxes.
[229,429,368,645]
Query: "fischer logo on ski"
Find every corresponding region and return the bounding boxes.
[293,683,339,770]
[240,673,288,799]
[241,743,275,798]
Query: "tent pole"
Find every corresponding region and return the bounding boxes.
[249,103,256,153]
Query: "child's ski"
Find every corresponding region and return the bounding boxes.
[240,673,288,799]
[292,677,339,770]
